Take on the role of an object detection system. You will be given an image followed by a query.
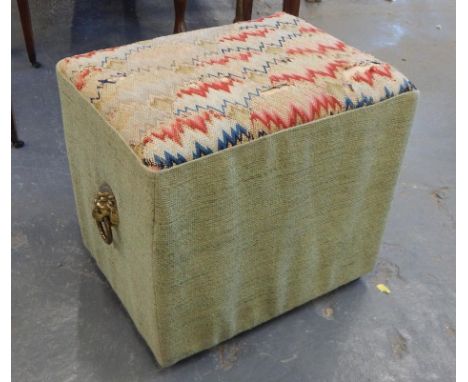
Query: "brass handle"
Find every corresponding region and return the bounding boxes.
[92,189,119,245]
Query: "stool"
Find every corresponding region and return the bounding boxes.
[57,12,418,367]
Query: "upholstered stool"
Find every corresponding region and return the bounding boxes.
[57,12,418,367]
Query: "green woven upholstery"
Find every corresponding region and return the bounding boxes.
[57,13,418,367]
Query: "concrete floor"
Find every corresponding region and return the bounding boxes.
[11,0,455,381]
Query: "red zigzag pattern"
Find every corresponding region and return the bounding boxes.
[198,52,256,66]
[143,111,220,146]
[352,64,393,86]
[269,60,348,84]
[219,28,273,43]
[251,94,342,130]
[176,78,242,98]
[286,41,346,55]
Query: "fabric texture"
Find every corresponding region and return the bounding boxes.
[57,12,415,171]
[58,66,417,366]
[57,12,419,367]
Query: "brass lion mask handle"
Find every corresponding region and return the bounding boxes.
[92,189,119,245]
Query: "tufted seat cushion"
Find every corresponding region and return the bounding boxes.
[57,12,415,171]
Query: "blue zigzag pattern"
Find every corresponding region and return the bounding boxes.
[204,57,291,80]
[380,86,395,101]
[174,56,292,116]
[238,17,301,30]
[192,141,213,160]
[220,32,302,55]
[153,151,187,169]
[89,52,287,105]
[399,79,417,94]
[174,87,264,116]
[97,44,153,68]
[344,94,374,110]
[150,124,248,169]
[218,124,249,150]
[195,56,291,81]
[82,25,299,105]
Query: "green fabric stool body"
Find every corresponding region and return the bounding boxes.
[57,12,418,367]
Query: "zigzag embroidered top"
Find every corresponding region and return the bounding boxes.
[57,12,416,171]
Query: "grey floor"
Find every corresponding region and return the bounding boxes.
[11,0,455,381]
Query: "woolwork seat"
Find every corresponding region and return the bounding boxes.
[57,12,418,367]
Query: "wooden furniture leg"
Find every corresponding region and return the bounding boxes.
[16,0,40,68]
[283,0,301,16]
[12,112,24,149]
[234,0,253,22]
[235,0,297,22]
[234,0,243,22]
[173,0,187,33]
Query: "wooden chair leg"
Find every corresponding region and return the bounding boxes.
[234,0,243,22]
[234,0,253,22]
[16,0,40,68]
[12,112,24,149]
[283,0,300,16]
[173,0,187,33]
